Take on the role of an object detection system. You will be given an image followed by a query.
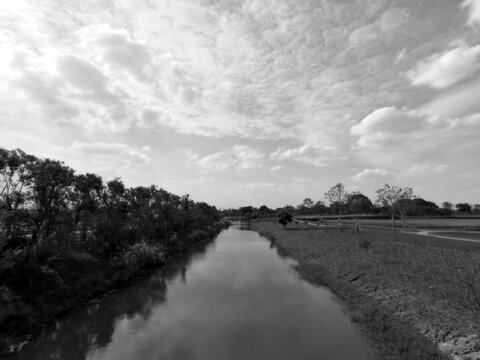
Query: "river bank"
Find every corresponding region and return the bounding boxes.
[0,220,230,355]
[251,221,480,360]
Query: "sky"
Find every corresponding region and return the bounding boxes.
[0,0,479,209]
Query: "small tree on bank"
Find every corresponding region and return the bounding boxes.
[325,183,348,225]
[278,212,293,230]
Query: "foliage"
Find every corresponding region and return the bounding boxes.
[0,147,224,348]
[376,184,415,230]
[325,183,348,224]
[455,203,472,213]
[278,212,293,229]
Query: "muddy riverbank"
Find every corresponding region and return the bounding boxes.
[252,221,480,360]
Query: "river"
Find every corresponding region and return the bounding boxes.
[5,224,374,360]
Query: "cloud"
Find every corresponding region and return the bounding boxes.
[69,141,150,168]
[94,32,151,81]
[420,76,480,118]
[195,145,264,171]
[350,107,427,148]
[270,165,283,172]
[406,42,480,89]
[354,168,390,180]
[462,0,480,26]
[350,106,480,171]
[269,144,337,167]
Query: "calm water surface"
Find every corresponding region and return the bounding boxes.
[6,225,374,360]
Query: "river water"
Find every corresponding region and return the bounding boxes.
[6,224,374,360]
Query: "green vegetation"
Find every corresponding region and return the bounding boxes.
[252,220,480,360]
[0,148,228,353]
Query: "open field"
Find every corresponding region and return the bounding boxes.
[295,216,480,230]
[251,220,480,360]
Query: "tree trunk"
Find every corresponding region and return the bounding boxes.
[401,213,407,231]
[391,213,396,230]
[355,216,359,232]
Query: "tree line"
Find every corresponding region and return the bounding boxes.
[0,148,224,342]
[221,182,479,228]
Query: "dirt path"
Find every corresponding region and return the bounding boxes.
[413,231,480,243]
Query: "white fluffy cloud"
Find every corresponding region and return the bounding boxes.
[69,141,150,168]
[406,42,480,89]
[350,107,428,148]
[269,144,337,167]
[194,145,264,171]
[354,168,391,180]
[350,106,480,169]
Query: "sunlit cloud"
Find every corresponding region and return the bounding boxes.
[0,0,479,206]
[406,42,480,89]
[194,145,265,172]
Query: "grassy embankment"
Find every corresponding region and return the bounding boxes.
[251,220,480,360]
[0,220,229,354]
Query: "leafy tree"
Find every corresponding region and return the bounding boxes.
[325,183,348,224]
[455,203,472,213]
[278,212,293,229]
[0,149,37,242]
[28,158,75,244]
[311,200,328,214]
[239,206,253,220]
[303,198,314,208]
[396,187,414,231]
[347,192,373,214]
[441,201,454,216]
[376,184,414,230]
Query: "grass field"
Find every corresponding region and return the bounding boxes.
[296,216,480,230]
[251,220,480,360]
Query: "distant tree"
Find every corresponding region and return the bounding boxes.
[455,203,472,213]
[325,183,348,225]
[347,192,373,214]
[311,200,328,215]
[303,198,314,208]
[442,202,453,210]
[278,212,293,230]
[396,187,414,231]
[441,201,454,216]
[239,206,254,220]
[473,204,480,214]
[376,184,414,230]
[258,205,271,217]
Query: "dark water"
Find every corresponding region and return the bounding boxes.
[6,225,374,360]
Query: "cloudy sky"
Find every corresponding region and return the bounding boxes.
[1,0,479,208]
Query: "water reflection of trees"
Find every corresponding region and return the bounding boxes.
[7,242,211,360]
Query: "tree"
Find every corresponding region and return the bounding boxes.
[441,201,454,216]
[396,187,414,231]
[278,212,293,230]
[455,203,472,213]
[325,183,348,225]
[29,158,75,243]
[303,198,314,208]
[347,192,373,214]
[376,184,414,230]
